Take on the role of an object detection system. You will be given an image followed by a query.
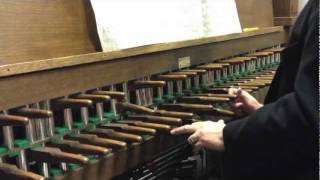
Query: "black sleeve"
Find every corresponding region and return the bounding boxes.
[222,6,318,179]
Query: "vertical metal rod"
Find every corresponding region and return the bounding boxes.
[109,85,118,116]
[146,76,153,106]
[201,74,207,86]
[177,80,183,94]
[167,81,174,96]
[40,162,50,178]
[194,76,200,89]
[35,103,46,141]
[147,87,153,106]
[96,103,104,121]
[64,108,73,131]
[141,89,147,106]
[223,68,228,79]
[135,90,142,105]
[215,70,221,81]
[157,87,163,100]
[80,107,89,126]
[61,163,67,172]
[2,127,14,150]
[44,100,54,137]
[24,105,35,143]
[186,78,192,90]
[17,150,28,171]
[122,82,130,102]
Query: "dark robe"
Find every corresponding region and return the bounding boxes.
[222,0,319,179]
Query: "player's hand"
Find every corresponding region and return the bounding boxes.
[170,121,213,135]
[187,120,225,152]
[228,88,263,114]
[171,120,226,152]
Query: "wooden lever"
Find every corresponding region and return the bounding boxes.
[181,69,207,74]
[177,96,230,104]
[84,129,142,143]
[116,102,154,114]
[159,103,235,116]
[118,120,171,131]
[51,98,92,109]
[168,71,197,77]
[117,102,194,119]
[204,88,229,94]
[98,123,156,135]
[72,94,111,103]
[0,163,44,180]
[159,103,213,112]
[0,114,29,126]
[208,63,230,67]
[11,108,53,118]
[211,107,236,116]
[196,64,223,70]
[91,90,126,100]
[28,147,88,165]
[156,74,187,81]
[214,86,259,91]
[154,110,194,119]
[228,82,267,87]
[46,140,110,156]
[196,93,237,100]
[132,81,166,89]
[65,134,128,150]
[127,114,182,126]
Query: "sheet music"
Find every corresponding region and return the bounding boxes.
[90,0,242,52]
[202,0,242,36]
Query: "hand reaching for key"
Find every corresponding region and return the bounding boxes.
[170,120,225,152]
[228,88,263,114]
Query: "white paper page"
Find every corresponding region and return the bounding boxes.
[202,0,242,37]
[90,0,204,52]
[90,0,242,52]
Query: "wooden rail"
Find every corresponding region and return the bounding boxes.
[0,27,284,110]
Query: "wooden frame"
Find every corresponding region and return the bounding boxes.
[0,27,284,110]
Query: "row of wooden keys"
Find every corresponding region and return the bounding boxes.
[0,47,283,180]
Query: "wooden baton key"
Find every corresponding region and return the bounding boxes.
[11,108,53,119]
[84,128,142,144]
[132,80,166,89]
[118,120,171,131]
[0,163,44,180]
[168,71,198,77]
[116,102,154,114]
[72,94,111,103]
[0,114,29,126]
[177,96,230,104]
[91,90,126,101]
[153,109,194,119]
[98,123,156,135]
[65,134,128,150]
[127,114,182,126]
[27,147,88,165]
[156,74,188,81]
[195,93,237,100]
[51,98,93,110]
[159,103,235,116]
[46,140,110,156]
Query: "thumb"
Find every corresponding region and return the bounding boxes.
[233,102,243,108]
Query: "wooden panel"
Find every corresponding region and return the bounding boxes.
[0,27,283,78]
[274,17,296,26]
[0,30,285,110]
[0,0,101,65]
[273,0,299,17]
[236,0,274,28]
